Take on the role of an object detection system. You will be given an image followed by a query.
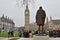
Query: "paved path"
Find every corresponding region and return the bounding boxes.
[17,37,60,40]
[0,37,19,40]
[0,37,60,40]
[17,36,49,40]
[49,38,60,40]
[0,37,8,40]
[17,38,60,40]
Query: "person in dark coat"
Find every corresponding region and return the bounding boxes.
[11,31,14,37]
[36,6,46,35]
[23,30,29,38]
[8,30,14,37]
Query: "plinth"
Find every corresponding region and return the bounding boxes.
[33,35,49,40]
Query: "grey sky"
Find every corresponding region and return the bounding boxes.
[0,0,60,27]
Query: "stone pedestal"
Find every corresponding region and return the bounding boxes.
[18,38,33,40]
[33,35,49,40]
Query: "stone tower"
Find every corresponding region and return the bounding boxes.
[25,5,30,31]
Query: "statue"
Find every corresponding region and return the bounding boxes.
[36,6,46,35]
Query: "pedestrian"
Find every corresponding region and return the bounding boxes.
[19,31,22,37]
[11,31,14,37]
[29,30,32,38]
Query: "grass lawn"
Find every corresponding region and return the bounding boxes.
[0,32,8,37]
[14,32,19,37]
[0,32,19,37]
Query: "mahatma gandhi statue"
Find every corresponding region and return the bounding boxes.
[36,6,46,35]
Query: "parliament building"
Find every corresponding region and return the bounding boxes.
[0,14,15,32]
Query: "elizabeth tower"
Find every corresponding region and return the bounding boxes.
[25,5,30,31]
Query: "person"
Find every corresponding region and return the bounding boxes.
[23,30,29,38]
[49,30,53,37]
[53,30,57,37]
[29,30,32,38]
[8,30,10,37]
[8,30,14,37]
[11,31,14,37]
[19,31,22,37]
[34,30,38,35]
[36,6,46,35]
[8,31,10,37]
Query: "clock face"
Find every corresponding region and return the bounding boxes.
[26,12,28,14]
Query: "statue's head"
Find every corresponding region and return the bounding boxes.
[39,6,42,9]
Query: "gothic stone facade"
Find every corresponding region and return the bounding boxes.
[0,15,15,32]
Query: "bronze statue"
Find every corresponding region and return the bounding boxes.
[36,6,46,35]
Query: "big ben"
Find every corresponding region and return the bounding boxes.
[25,5,30,31]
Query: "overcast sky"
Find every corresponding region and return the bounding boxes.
[0,0,60,27]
